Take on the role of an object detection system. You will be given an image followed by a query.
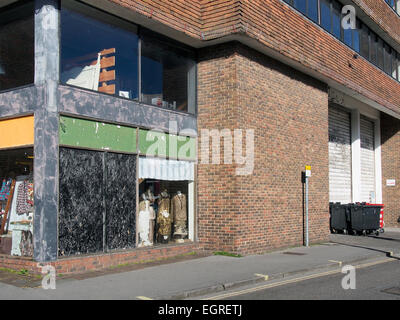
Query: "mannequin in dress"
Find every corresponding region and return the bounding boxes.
[156,189,172,244]
[171,191,188,240]
[138,193,155,247]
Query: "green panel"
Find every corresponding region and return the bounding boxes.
[59,116,136,153]
[139,129,196,160]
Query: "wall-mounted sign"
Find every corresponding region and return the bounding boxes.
[386,179,396,187]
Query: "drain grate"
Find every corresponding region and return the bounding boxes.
[381,287,400,296]
[282,252,307,256]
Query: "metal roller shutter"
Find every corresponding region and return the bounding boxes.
[329,106,352,204]
[360,115,375,203]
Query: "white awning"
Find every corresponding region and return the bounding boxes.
[139,157,194,181]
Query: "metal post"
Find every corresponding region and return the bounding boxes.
[305,175,309,247]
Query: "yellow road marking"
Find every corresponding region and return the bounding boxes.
[254,274,269,281]
[137,296,153,300]
[204,258,394,300]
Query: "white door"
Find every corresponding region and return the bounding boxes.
[360,115,375,203]
[329,106,352,204]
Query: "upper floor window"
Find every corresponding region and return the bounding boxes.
[283,0,400,82]
[0,1,34,92]
[61,0,196,114]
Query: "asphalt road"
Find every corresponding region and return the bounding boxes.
[208,259,400,300]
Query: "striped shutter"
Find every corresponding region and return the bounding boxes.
[329,106,352,204]
[360,115,376,203]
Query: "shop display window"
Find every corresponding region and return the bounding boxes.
[0,148,34,257]
[137,157,195,247]
[138,180,193,246]
[0,1,34,92]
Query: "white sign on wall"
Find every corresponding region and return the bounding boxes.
[386,179,396,187]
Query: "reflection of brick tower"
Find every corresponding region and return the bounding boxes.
[97,48,116,95]
[163,64,188,111]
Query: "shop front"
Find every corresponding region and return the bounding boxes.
[57,116,197,259]
[0,115,35,257]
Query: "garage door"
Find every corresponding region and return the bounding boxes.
[329,106,352,204]
[360,115,375,203]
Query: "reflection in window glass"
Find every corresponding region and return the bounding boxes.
[377,39,384,70]
[0,1,34,91]
[307,0,319,22]
[332,2,341,39]
[343,26,352,47]
[360,24,369,60]
[141,31,196,114]
[320,0,331,33]
[61,0,139,100]
[370,33,377,65]
[294,0,306,15]
[392,52,397,79]
[352,24,360,53]
[384,45,392,75]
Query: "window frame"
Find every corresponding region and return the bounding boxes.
[282,0,400,83]
[0,0,35,94]
[59,0,198,116]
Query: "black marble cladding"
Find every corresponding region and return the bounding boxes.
[59,148,104,256]
[59,148,137,257]
[105,152,136,251]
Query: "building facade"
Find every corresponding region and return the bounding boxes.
[0,0,400,273]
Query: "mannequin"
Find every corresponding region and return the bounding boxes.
[157,189,172,244]
[138,193,155,247]
[171,191,188,241]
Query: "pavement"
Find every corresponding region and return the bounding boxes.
[0,227,400,300]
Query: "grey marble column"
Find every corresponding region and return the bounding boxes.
[33,0,60,262]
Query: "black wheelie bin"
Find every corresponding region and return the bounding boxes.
[330,202,349,234]
[349,203,382,236]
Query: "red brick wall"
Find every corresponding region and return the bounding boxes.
[197,43,240,253]
[381,113,400,227]
[197,42,330,254]
[0,243,201,275]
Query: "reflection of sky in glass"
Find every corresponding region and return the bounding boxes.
[141,56,163,95]
[320,0,331,33]
[61,8,138,99]
[307,0,319,23]
[332,12,341,39]
[294,0,306,15]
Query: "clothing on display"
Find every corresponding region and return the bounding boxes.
[171,191,188,238]
[0,179,12,201]
[16,179,34,215]
[138,195,156,247]
[156,190,173,243]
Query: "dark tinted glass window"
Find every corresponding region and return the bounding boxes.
[0,1,34,91]
[307,0,319,23]
[61,0,139,100]
[332,2,341,39]
[384,44,392,75]
[320,0,331,32]
[294,0,306,15]
[360,24,369,59]
[369,33,377,65]
[392,52,398,79]
[141,31,196,114]
[377,38,384,70]
[352,21,360,53]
